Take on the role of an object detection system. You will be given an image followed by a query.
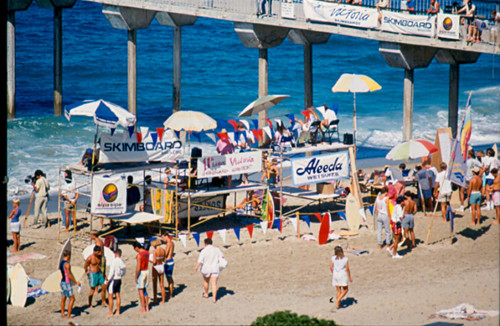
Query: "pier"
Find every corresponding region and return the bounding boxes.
[7,0,500,138]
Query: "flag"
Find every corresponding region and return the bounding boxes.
[459,93,472,162]
[302,215,311,228]
[338,211,346,221]
[233,227,241,242]
[156,127,164,141]
[192,233,200,247]
[447,139,467,187]
[290,217,298,232]
[218,229,227,243]
[206,231,214,240]
[246,224,254,238]
[179,234,187,248]
[313,213,322,223]
[260,221,268,235]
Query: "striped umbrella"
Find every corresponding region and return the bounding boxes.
[385,139,438,160]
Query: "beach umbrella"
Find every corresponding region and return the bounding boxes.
[331,74,381,149]
[238,94,289,117]
[385,139,438,160]
[64,99,136,167]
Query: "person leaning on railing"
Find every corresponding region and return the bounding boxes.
[454,0,477,42]
[426,0,440,15]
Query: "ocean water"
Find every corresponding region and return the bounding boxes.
[7,1,500,200]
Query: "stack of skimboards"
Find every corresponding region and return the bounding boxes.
[41,239,85,293]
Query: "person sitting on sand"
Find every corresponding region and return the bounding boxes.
[8,199,22,253]
[84,245,108,308]
[468,167,483,225]
[330,246,353,309]
[106,248,126,317]
[59,249,81,319]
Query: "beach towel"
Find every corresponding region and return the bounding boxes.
[431,303,499,321]
[27,288,49,298]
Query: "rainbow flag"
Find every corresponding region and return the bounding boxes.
[459,93,472,161]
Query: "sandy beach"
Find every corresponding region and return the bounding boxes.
[6,166,500,326]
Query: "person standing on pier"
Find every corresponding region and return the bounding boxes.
[426,0,440,14]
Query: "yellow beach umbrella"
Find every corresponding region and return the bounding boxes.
[332,74,381,149]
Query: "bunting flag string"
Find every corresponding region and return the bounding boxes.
[239,120,250,130]
[140,126,149,137]
[179,234,187,248]
[246,224,254,238]
[111,128,116,136]
[313,212,322,223]
[265,119,273,130]
[359,208,367,222]
[216,132,229,142]
[228,120,238,130]
[286,113,295,127]
[136,132,143,145]
[156,127,164,142]
[234,227,241,242]
[302,215,311,228]
[252,119,259,129]
[251,129,263,142]
[290,217,298,232]
[367,205,374,216]
[174,130,180,139]
[192,131,202,143]
[301,110,311,120]
[205,132,216,143]
[218,229,227,243]
[206,231,214,240]
[192,233,200,247]
[260,221,268,235]
[128,126,135,137]
[337,211,346,221]
[216,119,230,130]
[263,126,272,139]
[151,132,158,147]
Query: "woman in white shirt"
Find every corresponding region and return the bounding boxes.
[374,186,392,249]
[194,238,225,303]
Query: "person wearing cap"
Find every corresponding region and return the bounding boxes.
[468,166,483,225]
[60,170,79,232]
[32,169,50,228]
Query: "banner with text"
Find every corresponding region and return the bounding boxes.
[91,175,127,214]
[291,151,350,187]
[303,0,378,29]
[436,13,460,40]
[197,151,262,178]
[100,130,184,163]
[382,11,436,37]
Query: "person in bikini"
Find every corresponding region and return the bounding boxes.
[151,239,166,304]
[84,245,107,308]
[162,232,176,300]
[468,167,483,225]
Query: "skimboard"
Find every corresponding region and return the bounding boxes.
[83,244,114,268]
[57,238,72,270]
[345,193,361,231]
[41,266,85,293]
[318,213,331,245]
[10,263,29,307]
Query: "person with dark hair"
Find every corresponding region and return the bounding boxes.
[134,242,150,313]
[488,168,500,224]
[106,249,126,316]
[84,245,107,308]
[330,246,353,310]
[61,169,79,232]
[483,148,498,210]
[389,196,406,258]
[59,249,81,319]
[403,191,417,249]
[32,169,50,228]
[127,176,141,211]
[161,232,176,300]
[194,238,225,303]
[374,186,391,250]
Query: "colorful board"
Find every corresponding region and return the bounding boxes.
[41,266,85,293]
[57,238,72,270]
[345,193,361,231]
[10,263,28,307]
[318,213,330,245]
[83,244,114,268]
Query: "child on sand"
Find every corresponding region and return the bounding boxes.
[60,249,81,319]
[106,249,126,316]
[330,246,353,309]
[8,199,22,253]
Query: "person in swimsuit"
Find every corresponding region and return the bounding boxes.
[84,245,107,308]
[60,249,81,319]
[151,239,166,304]
[488,168,500,224]
[8,199,22,253]
[390,196,406,258]
[162,232,176,300]
[403,191,417,249]
[134,242,150,313]
[468,167,483,225]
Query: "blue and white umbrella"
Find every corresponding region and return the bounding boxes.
[64,99,136,129]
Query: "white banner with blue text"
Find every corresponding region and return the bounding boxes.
[100,130,184,163]
[303,0,378,29]
[436,13,460,40]
[91,174,127,214]
[382,11,436,37]
[197,150,262,178]
[291,151,350,187]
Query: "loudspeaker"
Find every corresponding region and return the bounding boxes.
[343,133,353,145]
[191,147,202,158]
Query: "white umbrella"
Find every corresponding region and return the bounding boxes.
[332,74,381,149]
[64,99,136,167]
[163,110,217,132]
[386,139,438,161]
[238,94,289,117]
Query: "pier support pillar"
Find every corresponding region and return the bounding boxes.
[379,42,436,141]
[288,30,330,108]
[435,50,481,138]
[234,23,288,129]
[156,13,197,113]
[103,5,156,117]
[35,0,76,115]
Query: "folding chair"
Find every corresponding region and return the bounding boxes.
[324,119,340,144]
